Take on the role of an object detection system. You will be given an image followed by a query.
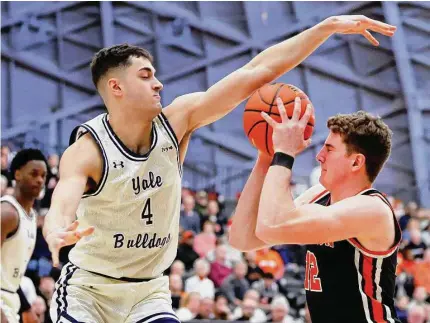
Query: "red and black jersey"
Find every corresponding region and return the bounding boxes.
[305,188,402,323]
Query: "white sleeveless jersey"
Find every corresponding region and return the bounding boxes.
[68,112,182,279]
[1,195,37,292]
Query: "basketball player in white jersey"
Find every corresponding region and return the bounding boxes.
[1,149,48,323]
[43,15,396,323]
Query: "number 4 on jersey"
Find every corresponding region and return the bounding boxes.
[304,251,322,292]
[141,199,154,225]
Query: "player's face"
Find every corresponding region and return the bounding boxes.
[16,161,47,198]
[119,57,163,115]
[316,132,354,189]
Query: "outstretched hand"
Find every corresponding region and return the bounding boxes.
[324,15,396,46]
[45,220,94,267]
[261,96,313,157]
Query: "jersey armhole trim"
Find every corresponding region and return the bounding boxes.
[159,112,179,148]
[1,201,20,241]
[347,238,398,258]
[80,124,109,198]
[157,113,182,177]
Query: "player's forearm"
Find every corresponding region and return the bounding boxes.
[256,166,295,235]
[43,181,82,238]
[229,155,271,251]
[246,20,333,81]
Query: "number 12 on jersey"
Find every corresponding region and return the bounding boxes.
[304,250,322,292]
[141,199,154,225]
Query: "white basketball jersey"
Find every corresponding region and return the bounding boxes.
[68,112,182,279]
[1,196,37,292]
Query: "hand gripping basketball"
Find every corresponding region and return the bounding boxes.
[45,220,94,267]
[261,96,313,157]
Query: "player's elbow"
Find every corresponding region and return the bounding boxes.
[241,64,278,89]
[255,221,276,245]
[228,232,250,252]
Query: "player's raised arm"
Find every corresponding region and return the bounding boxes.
[43,134,97,266]
[164,15,395,136]
[228,153,272,251]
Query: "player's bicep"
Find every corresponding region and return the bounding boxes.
[1,203,19,246]
[188,66,271,131]
[50,137,97,213]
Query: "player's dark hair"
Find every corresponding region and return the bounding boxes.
[327,111,392,182]
[10,149,48,179]
[90,43,153,88]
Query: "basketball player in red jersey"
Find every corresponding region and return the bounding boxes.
[230,98,402,323]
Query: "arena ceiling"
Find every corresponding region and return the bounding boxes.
[1,1,429,205]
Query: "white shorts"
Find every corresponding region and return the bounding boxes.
[1,289,20,323]
[50,263,180,323]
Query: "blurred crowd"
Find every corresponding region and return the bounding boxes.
[1,144,430,323]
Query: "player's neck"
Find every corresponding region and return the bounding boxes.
[108,112,153,155]
[329,178,372,204]
[13,189,34,214]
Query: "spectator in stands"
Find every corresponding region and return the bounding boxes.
[209,244,233,288]
[195,190,209,218]
[203,200,228,236]
[207,224,244,267]
[40,153,60,209]
[213,292,233,320]
[194,297,215,320]
[170,259,186,277]
[411,248,430,293]
[170,274,185,310]
[407,304,426,323]
[176,231,200,271]
[38,275,55,308]
[32,296,47,323]
[235,298,265,322]
[1,175,7,196]
[185,259,215,299]
[176,292,200,322]
[409,287,428,309]
[232,289,267,322]
[252,272,280,309]
[245,251,265,285]
[1,145,12,187]
[193,221,217,258]
[404,229,426,259]
[267,296,296,323]
[256,247,285,280]
[180,195,201,234]
[399,201,418,231]
[220,260,250,306]
[395,295,410,323]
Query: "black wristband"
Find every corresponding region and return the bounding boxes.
[270,152,294,170]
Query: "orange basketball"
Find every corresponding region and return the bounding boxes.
[243,83,315,156]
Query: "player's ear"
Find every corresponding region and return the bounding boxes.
[15,169,22,182]
[107,78,122,97]
[351,153,366,171]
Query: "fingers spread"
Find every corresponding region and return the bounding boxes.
[300,104,313,127]
[261,112,277,128]
[276,97,288,123]
[362,30,379,46]
[66,220,79,232]
[292,97,301,121]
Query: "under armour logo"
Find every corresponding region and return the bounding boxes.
[162,146,174,153]
[113,161,124,168]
